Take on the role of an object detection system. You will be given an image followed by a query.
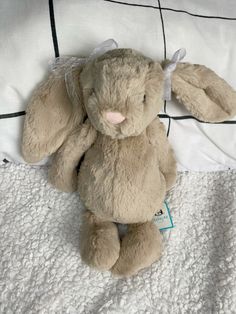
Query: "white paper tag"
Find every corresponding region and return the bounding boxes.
[153,201,174,231]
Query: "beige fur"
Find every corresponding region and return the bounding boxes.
[21,48,236,276]
[22,69,85,163]
[172,63,236,122]
[79,211,120,271]
[112,222,162,276]
[49,120,97,192]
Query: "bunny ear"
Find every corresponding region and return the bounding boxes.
[171,63,236,122]
[22,68,85,163]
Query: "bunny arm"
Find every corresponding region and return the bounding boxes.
[49,120,97,192]
[147,118,177,191]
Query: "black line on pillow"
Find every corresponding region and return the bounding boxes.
[157,0,171,137]
[166,116,171,136]
[104,0,157,9]
[48,0,60,57]
[157,0,166,112]
[0,110,236,125]
[161,7,236,20]
[157,0,166,59]
[0,111,26,119]
[3,159,9,163]
[158,114,236,124]
[103,0,236,20]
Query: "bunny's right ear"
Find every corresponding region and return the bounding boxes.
[171,63,236,122]
[22,68,85,163]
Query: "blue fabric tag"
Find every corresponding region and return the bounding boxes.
[153,201,174,231]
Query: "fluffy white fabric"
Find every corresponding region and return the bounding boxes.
[1,163,235,313]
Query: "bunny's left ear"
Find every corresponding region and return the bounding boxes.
[171,63,236,122]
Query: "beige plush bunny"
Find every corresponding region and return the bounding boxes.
[22,48,236,276]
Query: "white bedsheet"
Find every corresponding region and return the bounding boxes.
[1,163,235,313]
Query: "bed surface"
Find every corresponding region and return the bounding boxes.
[1,163,235,313]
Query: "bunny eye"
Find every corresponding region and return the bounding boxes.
[143,94,146,103]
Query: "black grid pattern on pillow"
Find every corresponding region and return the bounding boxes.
[103,0,236,131]
[1,0,236,163]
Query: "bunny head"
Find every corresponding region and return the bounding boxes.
[80,48,236,140]
[80,49,164,139]
[21,47,236,163]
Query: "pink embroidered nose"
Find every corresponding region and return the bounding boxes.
[105,111,126,124]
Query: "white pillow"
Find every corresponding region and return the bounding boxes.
[0,0,236,171]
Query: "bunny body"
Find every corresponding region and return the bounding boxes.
[22,47,236,276]
[78,121,168,224]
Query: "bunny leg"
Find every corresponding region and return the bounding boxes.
[79,211,120,271]
[111,221,162,277]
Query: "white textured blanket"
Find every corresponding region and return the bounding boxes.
[0,163,236,313]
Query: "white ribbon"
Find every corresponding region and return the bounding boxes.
[87,38,118,61]
[50,38,118,73]
[50,39,118,107]
[163,48,186,101]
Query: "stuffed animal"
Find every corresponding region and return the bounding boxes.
[21,44,236,276]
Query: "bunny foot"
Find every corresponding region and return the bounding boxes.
[111,221,162,277]
[80,211,120,271]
